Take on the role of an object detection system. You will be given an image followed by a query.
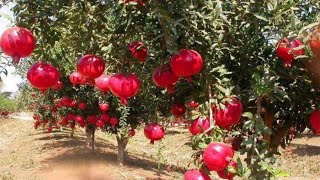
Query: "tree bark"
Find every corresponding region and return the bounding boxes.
[116,135,129,166]
[70,128,74,138]
[263,109,274,148]
[304,57,320,87]
[86,126,95,150]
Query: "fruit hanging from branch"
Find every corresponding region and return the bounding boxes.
[203,142,234,171]
[170,49,203,82]
[52,81,63,91]
[184,169,211,180]
[128,41,148,62]
[144,123,165,144]
[217,161,238,180]
[27,62,60,93]
[69,72,87,86]
[215,98,243,130]
[170,103,187,118]
[152,64,179,93]
[95,74,110,94]
[77,54,105,84]
[109,73,140,105]
[275,38,304,67]
[189,117,210,135]
[0,27,35,64]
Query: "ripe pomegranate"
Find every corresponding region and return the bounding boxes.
[95,74,110,94]
[74,115,84,123]
[144,123,165,144]
[170,103,187,118]
[27,62,60,92]
[215,98,243,130]
[69,72,87,86]
[203,142,234,171]
[78,102,87,110]
[61,96,73,107]
[128,41,148,62]
[109,73,140,105]
[189,101,199,108]
[96,120,105,128]
[275,38,304,67]
[100,113,110,122]
[0,27,35,63]
[184,169,211,180]
[217,161,238,180]
[87,115,98,125]
[152,64,179,93]
[70,122,75,129]
[309,34,320,57]
[77,54,105,79]
[189,117,210,135]
[170,49,203,81]
[99,103,109,112]
[129,129,136,137]
[310,109,320,134]
[52,81,63,91]
[109,117,118,126]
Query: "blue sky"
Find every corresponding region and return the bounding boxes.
[0,3,23,93]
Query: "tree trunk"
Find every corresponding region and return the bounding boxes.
[263,109,274,148]
[269,126,289,153]
[304,57,320,87]
[70,128,74,138]
[86,126,95,150]
[116,135,129,166]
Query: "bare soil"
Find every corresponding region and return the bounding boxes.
[1,115,320,180]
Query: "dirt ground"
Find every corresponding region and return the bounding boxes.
[1,114,320,180]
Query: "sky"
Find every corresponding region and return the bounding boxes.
[0,3,24,93]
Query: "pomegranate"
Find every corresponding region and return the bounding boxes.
[128,41,148,62]
[275,38,304,67]
[203,142,234,171]
[78,102,87,110]
[215,98,243,130]
[77,54,105,79]
[217,161,238,180]
[27,62,60,92]
[170,103,187,118]
[189,101,199,108]
[309,35,320,57]
[70,122,75,129]
[189,117,210,135]
[170,49,203,80]
[47,127,52,133]
[100,113,110,122]
[0,27,35,63]
[69,72,86,86]
[52,81,63,91]
[109,73,140,105]
[310,109,320,134]
[96,120,105,128]
[144,123,165,144]
[152,64,179,93]
[109,117,118,126]
[95,74,110,94]
[99,103,109,112]
[74,115,85,123]
[61,96,73,107]
[184,169,211,180]
[231,137,241,151]
[87,115,98,125]
[129,129,136,137]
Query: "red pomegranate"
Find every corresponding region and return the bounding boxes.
[77,54,105,79]
[47,127,52,133]
[152,64,179,93]
[144,123,165,144]
[109,117,118,126]
[170,49,203,80]
[189,117,210,135]
[189,101,199,108]
[215,98,243,130]
[70,122,75,129]
[275,38,304,67]
[109,73,140,105]
[170,103,187,118]
[128,41,148,62]
[310,109,320,134]
[74,115,84,123]
[52,81,63,91]
[27,62,60,92]
[100,113,110,122]
[96,120,105,128]
[95,74,110,94]
[184,169,211,180]
[0,27,35,63]
[309,34,320,57]
[129,129,136,137]
[69,72,86,86]
[61,96,73,107]
[87,115,98,125]
[217,161,238,180]
[99,103,109,112]
[203,142,234,171]
[78,102,87,110]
